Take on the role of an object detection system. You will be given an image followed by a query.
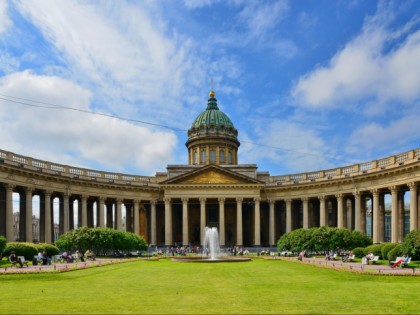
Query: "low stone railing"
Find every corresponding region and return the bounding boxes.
[0,149,157,185]
[269,148,420,186]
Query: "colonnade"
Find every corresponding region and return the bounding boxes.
[1,181,419,246]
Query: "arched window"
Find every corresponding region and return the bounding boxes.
[201,150,207,163]
[194,151,198,164]
[227,151,232,164]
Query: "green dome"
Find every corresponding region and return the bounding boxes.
[191,94,236,130]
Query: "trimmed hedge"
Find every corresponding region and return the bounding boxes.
[34,243,59,257]
[388,244,404,261]
[381,243,398,261]
[0,236,6,257]
[4,242,37,260]
[366,244,385,259]
[352,247,366,258]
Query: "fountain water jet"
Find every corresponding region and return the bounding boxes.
[202,227,221,260]
[171,226,251,263]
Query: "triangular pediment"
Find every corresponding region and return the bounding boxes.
[161,164,262,185]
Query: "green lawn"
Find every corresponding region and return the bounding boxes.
[1,258,419,314]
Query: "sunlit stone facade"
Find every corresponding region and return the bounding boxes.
[0,92,419,246]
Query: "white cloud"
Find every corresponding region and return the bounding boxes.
[0,71,177,174]
[238,1,289,38]
[0,51,19,73]
[0,0,11,34]
[14,1,199,125]
[291,10,420,109]
[240,119,335,174]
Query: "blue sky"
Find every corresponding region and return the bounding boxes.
[0,0,419,177]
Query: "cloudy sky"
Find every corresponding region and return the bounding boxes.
[1,0,419,178]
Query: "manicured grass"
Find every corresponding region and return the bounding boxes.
[1,258,419,314]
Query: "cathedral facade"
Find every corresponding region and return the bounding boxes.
[1,92,419,247]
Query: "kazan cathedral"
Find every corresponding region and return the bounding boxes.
[1,91,420,247]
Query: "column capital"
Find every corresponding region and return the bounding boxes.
[25,186,34,193]
[371,188,380,196]
[44,190,53,197]
[81,194,89,201]
[133,199,141,204]
[116,198,123,203]
[5,183,15,191]
[236,197,243,203]
[150,199,157,206]
[318,195,326,201]
[181,197,189,203]
[98,196,106,202]
[268,199,275,205]
[199,197,207,203]
[254,197,261,202]
[164,197,171,203]
[218,197,225,203]
[335,193,343,199]
[301,197,309,202]
[388,186,398,193]
[353,191,361,198]
[408,182,417,191]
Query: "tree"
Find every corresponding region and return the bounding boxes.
[402,229,420,260]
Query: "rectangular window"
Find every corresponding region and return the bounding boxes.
[201,150,207,163]
[227,151,232,164]
[219,150,225,163]
[210,150,216,162]
[194,152,198,164]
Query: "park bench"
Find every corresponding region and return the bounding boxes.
[390,257,411,268]
[370,256,379,264]
[9,256,29,267]
[348,254,355,262]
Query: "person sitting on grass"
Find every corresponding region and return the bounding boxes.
[391,253,409,269]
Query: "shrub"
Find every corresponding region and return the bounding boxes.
[366,244,384,259]
[0,236,6,257]
[349,230,372,249]
[402,229,420,260]
[34,243,60,257]
[388,244,404,261]
[352,247,366,258]
[381,243,398,261]
[4,242,37,260]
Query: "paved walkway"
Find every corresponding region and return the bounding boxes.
[0,258,129,274]
[277,256,420,275]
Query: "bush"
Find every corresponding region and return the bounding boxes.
[349,230,372,249]
[366,244,384,259]
[34,243,59,257]
[402,230,420,260]
[4,242,37,260]
[352,247,366,258]
[0,236,6,257]
[388,244,404,261]
[381,243,398,261]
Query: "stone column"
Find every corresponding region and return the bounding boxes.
[98,197,105,228]
[409,183,418,231]
[164,198,172,246]
[81,195,88,227]
[354,192,361,232]
[25,187,33,242]
[319,196,326,227]
[200,197,206,244]
[254,197,261,246]
[106,201,113,228]
[182,197,189,246]
[397,191,405,242]
[286,199,292,233]
[134,200,140,235]
[360,195,367,235]
[44,190,52,244]
[372,189,380,243]
[63,193,70,233]
[218,197,225,246]
[336,194,343,228]
[302,197,309,229]
[6,184,14,242]
[151,200,157,246]
[269,200,275,246]
[236,197,243,246]
[389,186,398,243]
[116,199,122,231]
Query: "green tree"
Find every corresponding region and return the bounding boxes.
[402,229,420,260]
[0,235,6,257]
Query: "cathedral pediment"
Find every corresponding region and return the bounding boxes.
[161,164,262,186]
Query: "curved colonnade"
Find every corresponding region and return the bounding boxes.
[1,148,419,247]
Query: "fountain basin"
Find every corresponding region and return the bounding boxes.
[172,256,251,263]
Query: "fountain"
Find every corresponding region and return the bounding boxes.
[172,227,251,263]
